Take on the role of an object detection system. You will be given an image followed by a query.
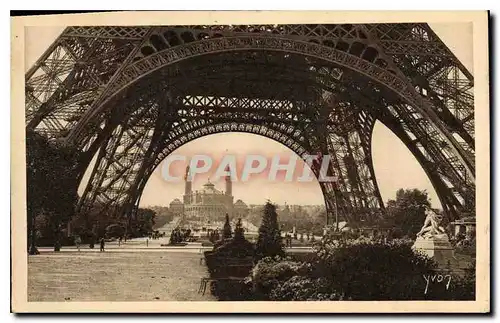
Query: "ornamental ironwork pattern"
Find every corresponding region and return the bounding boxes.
[25,23,476,224]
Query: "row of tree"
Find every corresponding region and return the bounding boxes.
[26,130,79,253]
[209,202,285,260]
[212,187,460,263]
[27,130,158,251]
[26,127,461,253]
[246,205,326,236]
[244,188,442,240]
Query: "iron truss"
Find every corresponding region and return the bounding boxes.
[25,23,475,224]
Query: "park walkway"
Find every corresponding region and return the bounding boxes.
[28,250,216,302]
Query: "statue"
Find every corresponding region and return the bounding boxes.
[413,207,460,272]
[416,207,446,239]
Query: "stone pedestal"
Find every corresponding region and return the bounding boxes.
[412,234,460,271]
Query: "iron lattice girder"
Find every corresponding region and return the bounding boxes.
[67,33,474,183]
[76,90,382,223]
[26,24,474,137]
[328,74,473,215]
[77,105,159,215]
[77,89,469,222]
[25,28,147,138]
[25,23,476,221]
[77,53,377,155]
[321,70,475,206]
[78,95,314,213]
[133,52,344,104]
[364,24,474,147]
[26,25,474,172]
[377,109,469,217]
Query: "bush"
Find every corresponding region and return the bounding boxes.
[231,235,476,301]
[269,276,343,301]
[450,262,476,300]
[255,202,284,261]
[205,219,256,301]
[454,229,476,257]
[222,214,232,239]
[213,238,254,258]
[213,219,254,258]
[260,237,475,301]
[249,256,310,300]
[210,280,254,301]
[312,238,437,300]
[455,239,476,257]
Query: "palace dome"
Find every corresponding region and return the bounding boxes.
[200,180,223,195]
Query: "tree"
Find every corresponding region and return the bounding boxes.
[385,188,432,237]
[234,218,245,241]
[255,201,284,260]
[68,202,116,244]
[26,130,79,253]
[129,208,156,238]
[222,213,232,239]
[213,218,254,258]
[149,206,175,230]
[105,224,126,239]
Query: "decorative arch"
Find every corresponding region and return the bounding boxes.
[25,24,475,224]
[68,37,428,140]
[79,121,343,223]
[128,124,321,219]
[65,35,473,186]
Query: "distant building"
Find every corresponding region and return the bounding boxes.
[169,198,184,216]
[233,199,249,218]
[169,166,249,224]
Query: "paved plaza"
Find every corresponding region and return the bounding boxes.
[28,249,216,302]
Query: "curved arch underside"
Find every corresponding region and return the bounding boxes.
[25,23,475,224]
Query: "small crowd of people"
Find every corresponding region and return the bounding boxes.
[148,231,165,240]
[207,229,221,243]
[283,231,317,248]
[169,227,192,244]
[72,235,108,252]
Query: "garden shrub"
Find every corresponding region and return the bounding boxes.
[255,202,285,261]
[260,237,475,301]
[219,233,476,301]
[210,280,254,301]
[447,262,476,300]
[205,219,255,300]
[212,219,254,258]
[311,237,437,300]
[249,256,310,300]
[269,276,343,301]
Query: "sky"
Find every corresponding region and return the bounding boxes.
[24,23,473,208]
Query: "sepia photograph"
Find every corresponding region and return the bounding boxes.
[10,11,490,313]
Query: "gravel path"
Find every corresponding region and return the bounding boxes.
[28,251,216,302]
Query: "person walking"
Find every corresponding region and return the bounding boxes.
[74,235,81,252]
[100,237,105,252]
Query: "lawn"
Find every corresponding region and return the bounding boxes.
[28,251,216,302]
